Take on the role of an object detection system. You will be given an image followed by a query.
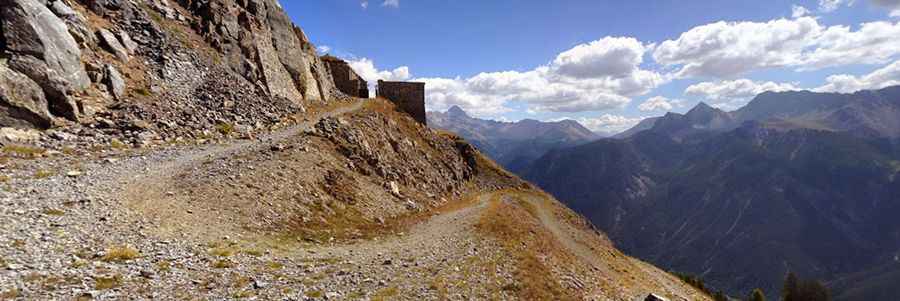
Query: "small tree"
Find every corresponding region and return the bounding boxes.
[781,272,831,301]
[749,288,766,301]
[713,291,727,301]
[782,272,799,301]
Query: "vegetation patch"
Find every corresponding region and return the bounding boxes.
[33,169,54,179]
[101,245,141,262]
[43,208,65,216]
[1,144,45,159]
[371,286,399,301]
[476,193,575,300]
[304,290,324,298]
[110,138,129,150]
[94,274,123,290]
[215,122,235,136]
[0,288,18,299]
[211,259,234,269]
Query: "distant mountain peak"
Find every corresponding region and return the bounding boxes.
[686,102,717,115]
[447,105,469,118]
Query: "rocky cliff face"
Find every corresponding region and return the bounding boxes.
[0,0,338,149]
[179,0,334,102]
[1,0,91,127]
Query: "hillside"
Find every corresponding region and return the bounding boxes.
[524,94,900,298]
[427,106,598,173]
[0,0,709,300]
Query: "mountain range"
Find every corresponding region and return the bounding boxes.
[524,86,900,299]
[427,106,599,173]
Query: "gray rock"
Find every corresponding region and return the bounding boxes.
[97,29,129,61]
[183,0,334,102]
[103,64,125,100]
[118,31,138,54]
[48,0,93,46]
[1,0,90,120]
[47,0,75,18]
[0,65,52,128]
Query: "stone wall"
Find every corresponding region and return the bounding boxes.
[322,56,368,98]
[377,80,426,125]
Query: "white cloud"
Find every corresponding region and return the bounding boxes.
[685,79,799,108]
[793,5,812,17]
[638,96,683,112]
[814,60,900,92]
[361,1,369,9]
[411,36,666,116]
[346,57,411,97]
[653,17,821,78]
[801,21,900,69]
[572,114,646,133]
[653,17,900,78]
[819,0,854,12]
[316,45,331,54]
[551,37,650,79]
[347,58,410,83]
[382,0,399,8]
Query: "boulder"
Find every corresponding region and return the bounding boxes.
[80,0,123,15]
[48,0,76,17]
[1,0,89,120]
[97,28,129,61]
[47,0,94,46]
[117,30,137,54]
[0,65,52,128]
[103,64,125,100]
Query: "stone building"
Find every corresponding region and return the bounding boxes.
[322,55,369,98]
[377,80,426,125]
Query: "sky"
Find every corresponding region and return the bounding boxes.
[284,0,900,134]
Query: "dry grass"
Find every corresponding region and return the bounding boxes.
[476,194,576,301]
[208,246,239,257]
[101,245,141,262]
[156,260,171,273]
[42,208,65,216]
[211,259,234,269]
[371,286,399,301]
[94,274,123,290]
[0,288,18,299]
[215,122,235,136]
[33,169,54,179]
[1,144,45,159]
[110,138,129,150]
[304,290,324,298]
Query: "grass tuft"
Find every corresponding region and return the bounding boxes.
[33,170,54,179]
[101,245,140,262]
[94,274,123,290]
[2,144,45,159]
[211,259,233,269]
[215,122,235,136]
[43,208,65,216]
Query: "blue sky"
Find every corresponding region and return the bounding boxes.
[284,0,900,134]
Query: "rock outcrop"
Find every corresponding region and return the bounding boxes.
[0,64,52,128]
[179,0,334,103]
[0,0,90,125]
